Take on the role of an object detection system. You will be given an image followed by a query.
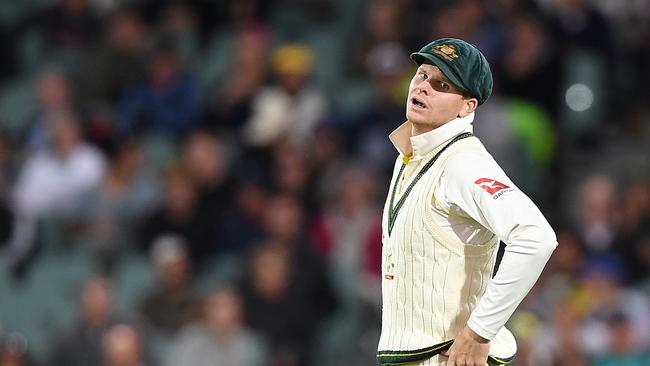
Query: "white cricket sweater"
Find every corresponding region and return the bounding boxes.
[377,113,557,364]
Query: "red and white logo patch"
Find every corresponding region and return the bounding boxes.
[474,178,510,195]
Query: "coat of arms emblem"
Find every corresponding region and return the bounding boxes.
[432,44,459,61]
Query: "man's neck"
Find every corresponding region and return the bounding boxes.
[410,123,430,137]
[410,121,443,137]
[410,115,464,137]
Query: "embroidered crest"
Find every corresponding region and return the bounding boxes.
[431,44,459,62]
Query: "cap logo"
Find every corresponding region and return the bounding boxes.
[431,44,459,62]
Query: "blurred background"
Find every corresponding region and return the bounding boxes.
[0,0,648,365]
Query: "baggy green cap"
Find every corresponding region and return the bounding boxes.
[410,38,493,105]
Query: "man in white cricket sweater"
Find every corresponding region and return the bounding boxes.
[377,38,557,366]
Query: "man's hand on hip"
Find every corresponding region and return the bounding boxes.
[442,325,490,366]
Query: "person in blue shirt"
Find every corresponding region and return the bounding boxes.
[117,41,200,138]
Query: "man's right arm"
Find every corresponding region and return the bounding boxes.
[441,151,557,340]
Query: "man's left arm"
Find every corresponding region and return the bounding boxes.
[442,152,558,341]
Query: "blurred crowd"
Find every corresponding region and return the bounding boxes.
[0,0,648,365]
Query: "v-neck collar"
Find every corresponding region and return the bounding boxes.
[387,132,474,235]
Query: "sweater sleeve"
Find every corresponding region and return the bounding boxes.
[439,151,557,340]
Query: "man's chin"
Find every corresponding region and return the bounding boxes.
[406,110,428,124]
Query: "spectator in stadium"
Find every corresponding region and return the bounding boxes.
[8,112,106,273]
[238,194,337,365]
[496,15,562,118]
[0,331,32,366]
[261,193,306,247]
[579,257,650,355]
[349,0,405,75]
[139,235,196,335]
[168,287,266,366]
[48,277,123,366]
[242,43,327,149]
[102,324,149,366]
[157,2,201,69]
[116,41,200,138]
[546,0,613,57]
[626,234,650,286]
[312,163,383,298]
[270,139,316,211]
[528,299,589,366]
[308,163,383,359]
[307,126,346,210]
[205,25,270,134]
[617,181,650,283]
[238,243,299,366]
[430,0,503,61]
[73,7,147,112]
[592,312,650,366]
[218,178,267,253]
[353,41,410,177]
[138,162,216,270]
[27,69,73,151]
[26,0,102,54]
[181,130,231,248]
[84,139,160,259]
[575,175,619,254]
[14,111,105,217]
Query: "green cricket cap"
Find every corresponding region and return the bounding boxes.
[410,38,493,105]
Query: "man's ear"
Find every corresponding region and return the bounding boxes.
[458,98,478,118]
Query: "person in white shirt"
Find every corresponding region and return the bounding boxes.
[243,44,328,148]
[377,38,557,366]
[8,112,106,269]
